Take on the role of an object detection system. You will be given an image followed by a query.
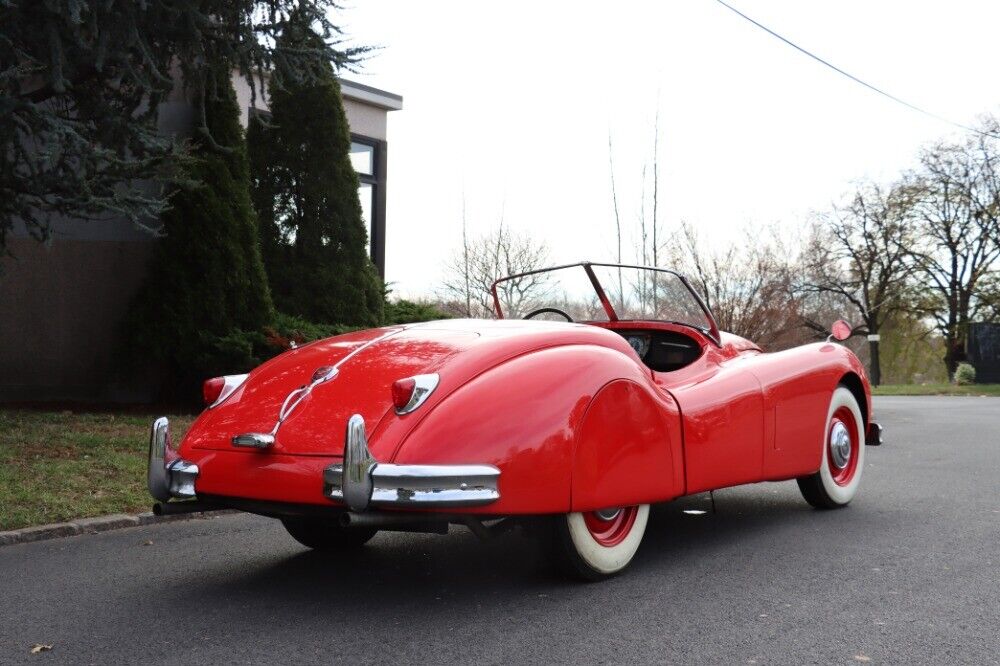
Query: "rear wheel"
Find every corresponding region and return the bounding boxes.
[547,505,649,581]
[797,386,865,509]
[280,517,377,550]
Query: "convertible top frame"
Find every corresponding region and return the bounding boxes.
[490,261,721,344]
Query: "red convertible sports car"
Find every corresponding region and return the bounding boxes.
[149,262,882,580]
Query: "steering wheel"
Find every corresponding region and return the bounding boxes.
[523,307,574,322]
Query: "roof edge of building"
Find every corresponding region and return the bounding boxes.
[339,78,403,111]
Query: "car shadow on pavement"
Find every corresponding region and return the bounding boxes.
[186,487,818,609]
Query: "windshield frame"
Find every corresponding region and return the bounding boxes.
[490,261,720,344]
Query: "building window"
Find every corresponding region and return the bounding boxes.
[350,142,375,176]
[358,182,373,249]
[350,137,380,264]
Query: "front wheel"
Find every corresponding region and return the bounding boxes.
[281,517,378,550]
[797,386,866,509]
[547,505,650,581]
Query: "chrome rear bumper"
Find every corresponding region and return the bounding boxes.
[148,417,200,502]
[866,421,884,446]
[323,414,501,511]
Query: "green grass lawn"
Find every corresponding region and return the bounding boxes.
[0,410,195,531]
[872,383,1000,397]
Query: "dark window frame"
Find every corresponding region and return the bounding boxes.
[351,133,387,278]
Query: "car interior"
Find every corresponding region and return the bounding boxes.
[521,308,707,374]
[595,325,704,373]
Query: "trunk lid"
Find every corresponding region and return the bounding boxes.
[182,319,634,457]
[186,325,478,456]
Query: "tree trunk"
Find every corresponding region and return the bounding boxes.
[944,333,959,379]
[867,337,882,387]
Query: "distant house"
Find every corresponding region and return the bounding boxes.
[967,323,1000,383]
[0,75,402,403]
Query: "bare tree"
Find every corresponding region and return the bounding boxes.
[441,224,551,318]
[798,180,916,385]
[909,117,1000,376]
[460,193,472,317]
[976,272,1000,322]
[679,223,801,348]
[652,106,661,268]
[608,132,625,310]
[650,106,663,313]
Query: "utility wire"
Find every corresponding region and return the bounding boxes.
[712,0,998,139]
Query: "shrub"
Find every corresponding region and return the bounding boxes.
[953,363,976,385]
[263,313,356,351]
[248,12,382,328]
[384,299,451,325]
[126,60,274,400]
[196,313,357,379]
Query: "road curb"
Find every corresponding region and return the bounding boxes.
[0,509,238,548]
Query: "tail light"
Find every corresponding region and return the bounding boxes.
[391,378,416,410]
[391,374,440,414]
[203,374,249,408]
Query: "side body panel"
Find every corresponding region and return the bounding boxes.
[658,348,766,494]
[654,333,871,493]
[740,342,872,481]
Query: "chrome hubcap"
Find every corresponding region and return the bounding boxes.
[830,421,852,469]
[594,508,622,521]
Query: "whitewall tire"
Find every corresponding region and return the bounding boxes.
[797,386,865,509]
[550,504,650,580]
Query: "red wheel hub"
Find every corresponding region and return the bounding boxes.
[582,506,639,547]
[827,406,860,486]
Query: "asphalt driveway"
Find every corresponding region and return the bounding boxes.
[1,396,998,664]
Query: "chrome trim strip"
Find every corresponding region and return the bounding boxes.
[240,328,408,446]
[395,373,440,415]
[323,413,501,509]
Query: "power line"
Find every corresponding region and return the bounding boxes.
[712,0,998,139]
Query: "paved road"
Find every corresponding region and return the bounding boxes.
[2,397,999,665]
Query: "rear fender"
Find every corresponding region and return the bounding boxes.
[571,379,683,512]
[389,345,671,514]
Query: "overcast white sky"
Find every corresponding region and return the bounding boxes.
[340,1,1000,299]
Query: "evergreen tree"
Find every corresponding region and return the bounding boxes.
[129,62,274,398]
[250,15,383,327]
[0,0,367,254]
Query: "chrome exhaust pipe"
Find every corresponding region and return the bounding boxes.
[339,511,448,534]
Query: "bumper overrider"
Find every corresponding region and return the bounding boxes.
[866,421,884,446]
[148,414,501,511]
[322,415,501,511]
[147,417,200,502]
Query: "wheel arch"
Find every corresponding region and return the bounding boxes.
[838,371,869,428]
[570,378,684,512]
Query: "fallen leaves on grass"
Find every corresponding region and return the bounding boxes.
[30,644,53,654]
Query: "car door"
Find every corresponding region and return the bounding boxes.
[655,342,766,494]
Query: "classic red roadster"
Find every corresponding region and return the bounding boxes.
[149,262,881,579]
